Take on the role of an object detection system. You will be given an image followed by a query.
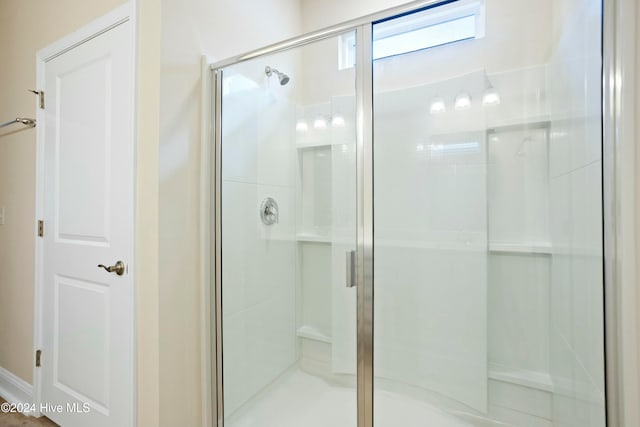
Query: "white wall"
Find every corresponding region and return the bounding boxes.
[158,0,302,425]
[135,1,162,425]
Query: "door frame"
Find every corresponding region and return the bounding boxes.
[203,0,639,426]
[33,2,137,422]
[602,0,640,424]
[200,54,215,427]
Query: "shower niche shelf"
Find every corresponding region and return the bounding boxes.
[296,142,333,150]
[296,325,332,343]
[426,116,551,139]
[296,233,331,243]
[488,363,553,392]
[488,242,552,255]
[486,116,551,134]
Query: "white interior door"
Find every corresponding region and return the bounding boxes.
[39,17,134,427]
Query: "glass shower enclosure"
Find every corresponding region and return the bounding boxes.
[210,1,606,426]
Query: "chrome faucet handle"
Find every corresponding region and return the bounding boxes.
[260,197,279,225]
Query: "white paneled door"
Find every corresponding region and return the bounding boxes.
[39,15,134,427]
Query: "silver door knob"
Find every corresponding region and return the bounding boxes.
[97,261,126,276]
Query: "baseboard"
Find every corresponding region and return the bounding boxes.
[0,366,33,413]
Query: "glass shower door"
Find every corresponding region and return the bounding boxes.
[213,2,606,426]
[372,1,605,427]
[216,32,359,427]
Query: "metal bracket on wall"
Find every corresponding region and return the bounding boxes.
[29,89,45,109]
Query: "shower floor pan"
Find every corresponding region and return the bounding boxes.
[225,368,508,427]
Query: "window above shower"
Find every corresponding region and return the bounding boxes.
[338,0,486,69]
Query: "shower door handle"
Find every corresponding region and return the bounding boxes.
[346,250,356,288]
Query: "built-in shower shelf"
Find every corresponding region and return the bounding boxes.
[296,325,332,343]
[488,242,552,254]
[296,142,333,149]
[486,116,551,133]
[489,363,554,392]
[426,116,552,138]
[296,233,331,243]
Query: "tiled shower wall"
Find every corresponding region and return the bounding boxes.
[221,57,299,416]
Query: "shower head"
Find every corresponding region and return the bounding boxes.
[265,66,290,86]
[516,136,532,157]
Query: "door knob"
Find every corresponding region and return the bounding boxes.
[97,261,126,276]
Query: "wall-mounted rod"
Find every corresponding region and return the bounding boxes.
[0,117,36,129]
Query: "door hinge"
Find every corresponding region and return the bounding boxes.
[38,220,44,237]
[35,350,42,367]
[29,89,44,109]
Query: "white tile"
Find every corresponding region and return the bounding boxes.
[373,245,488,413]
[548,32,602,177]
[246,298,297,386]
[488,253,550,373]
[550,253,573,348]
[488,128,550,244]
[549,331,576,399]
[571,254,605,393]
[552,393,576,427]
[301,339,331,363]
[221,80,295,186]
[569,161,603,256]
[222,311,250,414]
[548,119,572,178]
[552,390,605,427]
[549,117,601,179]
[572,390,606,427]
[298,146,332,234]
[220,180,297,414]
[222,181,295,316]
[549,174,571,252]
[300,242,332,333]
[457,163,488,233]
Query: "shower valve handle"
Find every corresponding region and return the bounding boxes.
[260,197,279,225]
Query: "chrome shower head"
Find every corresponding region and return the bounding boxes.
[265,66,290,86]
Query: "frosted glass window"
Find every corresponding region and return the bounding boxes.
[373,14,476,59]
[339,1,484,69]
